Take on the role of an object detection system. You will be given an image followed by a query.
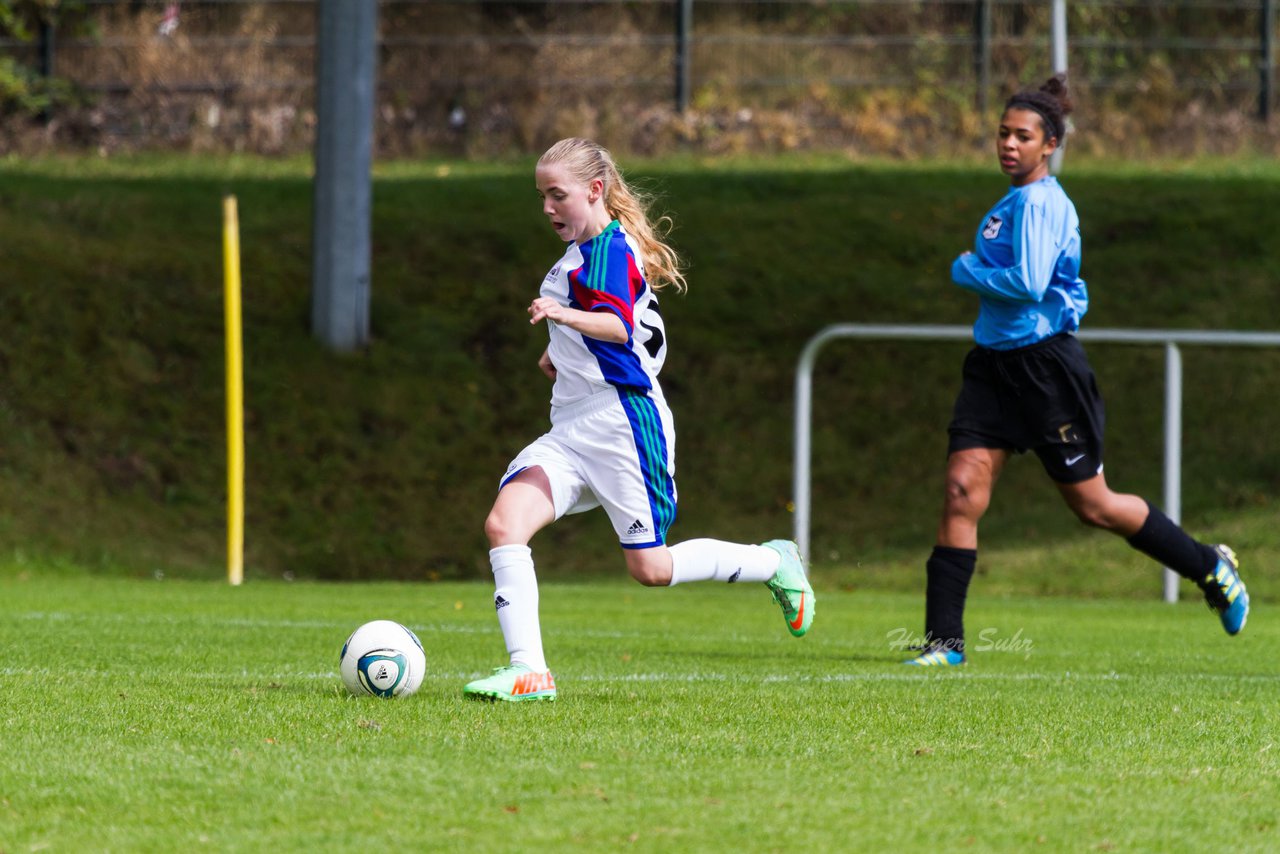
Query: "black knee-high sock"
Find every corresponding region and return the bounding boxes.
[925,545,977,652]
[1126,500,1218,583]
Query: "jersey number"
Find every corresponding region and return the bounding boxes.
[638,303,664,359]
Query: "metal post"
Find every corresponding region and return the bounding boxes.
[1162,343,1183,603]
[792,324,972,566]
[674,0,692,112]
[792,332,823,565]
[1049,0,1068,174]
[35,19,55,124]
[1262,0,1276,121]
[311,0,377,351]
[38,20,54,78]
[974,0,991,115]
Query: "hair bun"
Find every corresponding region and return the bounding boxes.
[1040,73,1074,116]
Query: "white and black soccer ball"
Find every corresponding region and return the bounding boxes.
[339,620,426,698]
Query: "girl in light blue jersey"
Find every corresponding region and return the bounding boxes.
[463,138,814,702]
[905,76,1248,667]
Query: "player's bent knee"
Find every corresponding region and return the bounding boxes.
[1070,503,1113,530]
[626,549,673,587]
[483,512,511,547]
[629,566,668,587]
[943,478,988,519]
[943,477,974,503]
[483,509,532,548]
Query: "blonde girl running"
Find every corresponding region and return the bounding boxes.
[464,138,813,702]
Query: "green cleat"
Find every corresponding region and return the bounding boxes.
[762,539,814,637]
[463,663,557,703]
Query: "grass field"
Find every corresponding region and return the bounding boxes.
[2,154,1278,849]
[2,572,1275,852]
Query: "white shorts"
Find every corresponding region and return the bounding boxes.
[500,387,678,548]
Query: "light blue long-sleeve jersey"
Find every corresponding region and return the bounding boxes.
[951,176,1088,350]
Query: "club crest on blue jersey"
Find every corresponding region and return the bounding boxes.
[982,215,1003,239]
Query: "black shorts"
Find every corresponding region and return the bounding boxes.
[947,332,1106,484]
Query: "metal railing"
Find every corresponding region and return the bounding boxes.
[792,323,1280,602]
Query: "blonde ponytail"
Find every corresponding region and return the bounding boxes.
[537,138,687,292]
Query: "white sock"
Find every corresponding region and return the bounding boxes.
[489,544,548,673]
[668,538,780,586]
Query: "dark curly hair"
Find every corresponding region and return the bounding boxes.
[1004,74,1073,143]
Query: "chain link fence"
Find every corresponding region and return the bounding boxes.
[2,0,1276,155]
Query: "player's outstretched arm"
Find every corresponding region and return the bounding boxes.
[528,296,627,343]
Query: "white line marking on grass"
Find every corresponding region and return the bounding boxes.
[5,611,652,642]
[6,611,355,629]
[8,666,1274,686]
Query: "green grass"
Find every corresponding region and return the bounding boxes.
[1,572,1275,852]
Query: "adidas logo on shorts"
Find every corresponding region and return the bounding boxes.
[626,519,650,536]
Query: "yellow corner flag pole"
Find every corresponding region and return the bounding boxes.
[222,195,245,586]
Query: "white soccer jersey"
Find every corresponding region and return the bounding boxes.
[539,220,668,408]
[502,220,678,548]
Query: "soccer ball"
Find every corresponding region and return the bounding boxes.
[339,620,426,698]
